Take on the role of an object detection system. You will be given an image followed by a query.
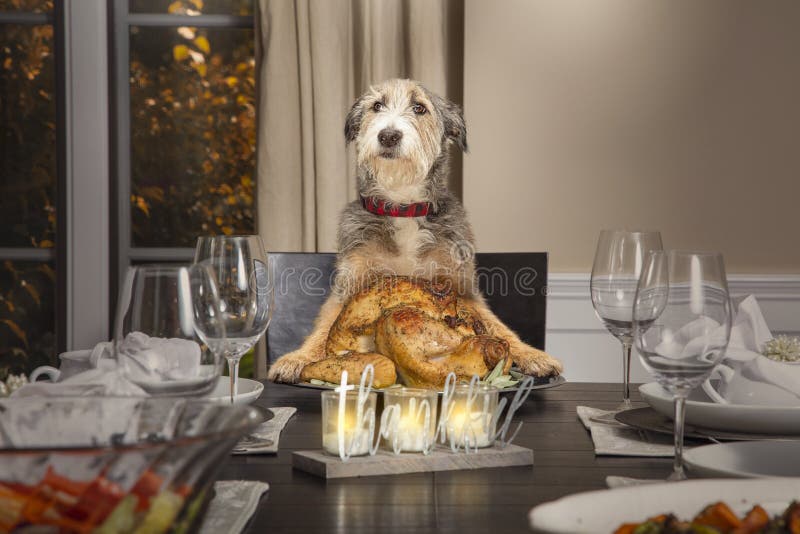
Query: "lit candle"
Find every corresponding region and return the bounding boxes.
[446,408,493,448]
[321,389,376,458]
[442,384,499,450]
[381,388,438,454]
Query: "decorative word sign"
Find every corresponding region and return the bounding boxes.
[322,365,537,460]
[293,364,536,478]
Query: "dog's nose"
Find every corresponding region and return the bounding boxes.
[378,128,403,148]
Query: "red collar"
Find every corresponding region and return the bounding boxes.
[360,196,436,217]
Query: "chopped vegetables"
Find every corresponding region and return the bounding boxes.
[0,467,188,533]
[614,501,800,534]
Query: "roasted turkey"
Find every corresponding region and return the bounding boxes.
[299,277,518,389]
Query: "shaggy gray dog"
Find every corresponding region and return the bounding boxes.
[268,79,562,384]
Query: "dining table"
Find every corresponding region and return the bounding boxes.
[221,381,673,534]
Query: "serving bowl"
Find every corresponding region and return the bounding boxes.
[0,397,261,533]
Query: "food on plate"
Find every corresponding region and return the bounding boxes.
[313,277,523,389]
[614,500,800,534]
[300,352,398,388]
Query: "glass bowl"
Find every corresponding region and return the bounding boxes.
[0,397,261,533]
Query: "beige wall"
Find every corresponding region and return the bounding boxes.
[463,0,800,273]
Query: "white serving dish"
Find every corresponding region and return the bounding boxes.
[639,382,800,434]
[685,441,800,478]
[207,377,264,405]
[529,478,800,533]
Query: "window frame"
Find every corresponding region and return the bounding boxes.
[108,0,254,316]
[61,0,112,351]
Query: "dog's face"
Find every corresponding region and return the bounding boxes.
[345,79,467,197]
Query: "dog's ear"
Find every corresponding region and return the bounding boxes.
[344,97,365,144]
[431,94,468,152]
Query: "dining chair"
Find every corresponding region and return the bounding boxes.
[263,252,548,374]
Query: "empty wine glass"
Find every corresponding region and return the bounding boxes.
[590,230,663,411]
[633,250,732,480]
[114,264,226,396]
[195,235,274,404]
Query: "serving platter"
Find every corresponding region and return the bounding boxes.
[529,478,800,533]
[685,441,800,478]
[640,382,800,435]
[292,373,566,395]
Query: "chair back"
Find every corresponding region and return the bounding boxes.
[267,252,548,363]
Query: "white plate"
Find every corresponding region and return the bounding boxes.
[685,441,800,478]
[640,382,800,435]
[207,377,264,405]
[529,478,800,533]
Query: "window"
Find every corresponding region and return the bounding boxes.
[0,0,62,377]
[110,0,256,277]
[110,0,257,375]
[0,0,257,377]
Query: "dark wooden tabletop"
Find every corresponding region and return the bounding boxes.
[221,382,672,534]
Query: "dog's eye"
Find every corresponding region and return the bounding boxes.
[412,104,427,115]
[372,101,384,112]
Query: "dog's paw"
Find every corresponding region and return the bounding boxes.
[267,351,313,384]
[512,345,564,377]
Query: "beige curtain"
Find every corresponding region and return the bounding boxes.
[255,0,464,253]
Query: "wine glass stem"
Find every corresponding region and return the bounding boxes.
[621,340,632,408]
[228,357,240,405]
[670,392,689,481]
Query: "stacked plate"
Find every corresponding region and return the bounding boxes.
[639,382,800,435]
[627,383,800,478]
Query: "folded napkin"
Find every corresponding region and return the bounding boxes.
[577,406,678,457]
[728,295,773,355]
[119,332,202,382]
[706,296,800,403]
[202,480,269,534]
[14,333,203,397]
[233,407,296,455]
[13,357,146,397]
[651,295,771,361]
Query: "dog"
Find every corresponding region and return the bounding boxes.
[268,78,563,384]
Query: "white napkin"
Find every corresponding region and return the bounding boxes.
[232,407,296,455]
[13,357,147,397]
[712,296,800,400]
[117,332,202,382]
[651,296,772,361]
[653,315,727,360]
[577,406,678,457]
[727,295,773,356]
[202,480,269,534]
[14,333,204,397]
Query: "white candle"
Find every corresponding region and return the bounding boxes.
[439,383,499,450]
[385,413,429,452]
[381,388,438,454]
[446,409,493,448]
[322,428,371,456]
[321,389,376,458]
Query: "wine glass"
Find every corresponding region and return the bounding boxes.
[114,264,226,396]
[633,250,732,480]
[590,230,663,412]
[194,235,274,404]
